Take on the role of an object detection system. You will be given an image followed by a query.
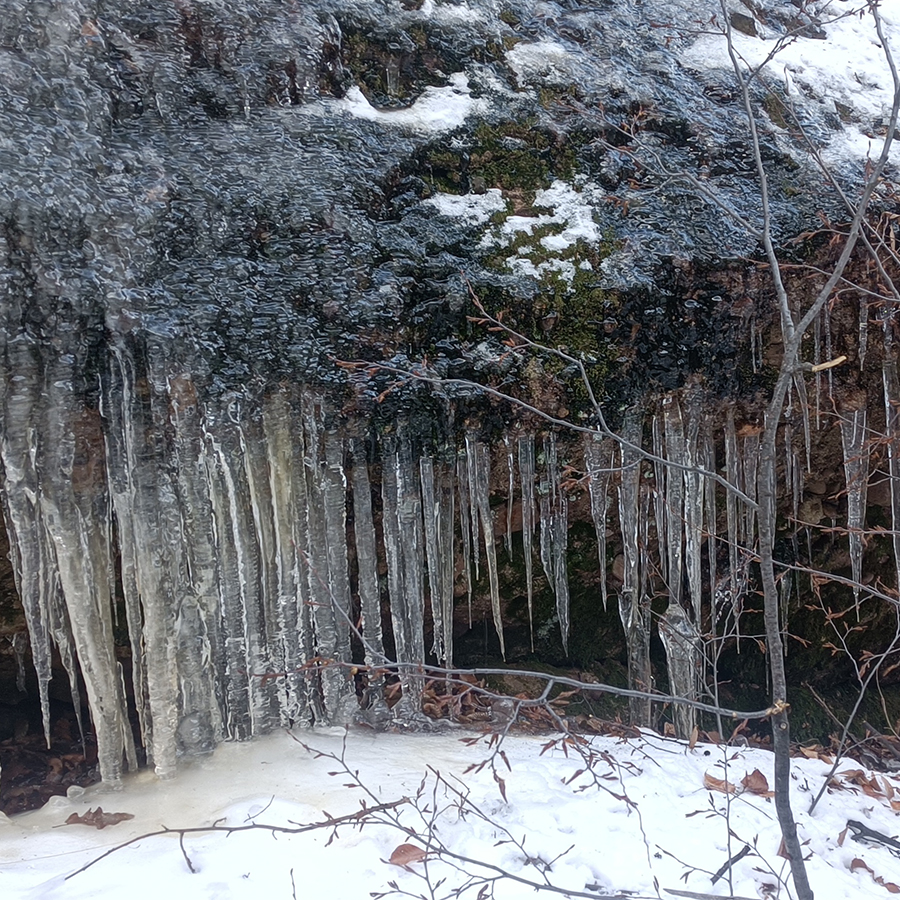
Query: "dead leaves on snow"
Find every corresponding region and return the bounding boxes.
[703,768,774,798]
[64,807,134,829]
[387,843,430,868]
[828,768,900,810]
[850,857,900,894]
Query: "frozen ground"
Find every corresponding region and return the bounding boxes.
[2,727,900,900]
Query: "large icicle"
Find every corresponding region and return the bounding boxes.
[42,353,136,786]
[472,437,505,659]
[264,391,315,728]
[464,432,481,581]
[0,340,84,750]
[617,407,652,726]
[723,408,746,636]
[659,394,699,739]
[539,434,569,652]
[456,453,474,626]
[839,403,869,613]
[504,434,515,557]
[382,439,427,717]
[299,404,353,721]
[585,435,613,611]
[348,438,391,728]
[518,434,536,647]
[684,392,704,625]
[350,440,385,666]
[420,456,455,666]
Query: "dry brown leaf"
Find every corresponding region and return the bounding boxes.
[741,768,774,797]
[851,857,900,893]
[704,772,736,794]
[388,844,428,868]
[688,726,699,751]
[64,807,134,830]
[798,746,819,759]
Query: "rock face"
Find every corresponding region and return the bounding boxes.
[0,0,897,787]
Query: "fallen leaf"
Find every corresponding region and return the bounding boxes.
[851,857,900,893]
[838,824,848,846]
[64,807,134,830]
[388,844,428,868]
[688,726,699,751]
[741,769,774,797]
[704,772,736,794]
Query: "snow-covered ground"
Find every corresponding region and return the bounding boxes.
[2,728,900,899]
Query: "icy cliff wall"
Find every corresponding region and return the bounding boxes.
[0,0,896,783]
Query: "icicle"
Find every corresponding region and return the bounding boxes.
[437,461,456,668]
[0,348,64,749]
[617,407,651,726]
[42,354,136,786]
[206,403,273,741]
[651,413,668,589]
[518,434,536,648]
[472,438,505,659]
[504,434,515,558]
[296,402,353,721]
[585,435,613,611]
[170,370,228,748]
[456,453,473,627]
[703,422,717,637]
[539,462,553,591]
[421,456,455,665]
[464,432,481,581]
[544,434,570,653]
[840,404,869,615]
[741,429,760,550]
[382,439,426,718]
[660,394,700,739]
[662,396,685,608]
[723,409,744,640]
[350,440,385,667]
[658,603,701,739]
[684,392,704,625]
[264,391,315,727]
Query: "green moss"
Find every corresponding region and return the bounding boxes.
[418,119,581,196]
[499,8,520,26]
[763,92,789,130]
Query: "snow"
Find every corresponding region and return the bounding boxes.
[468,179,602,283]
[505,40,579,87]
[332,73,487,133]
[682,0,900,163]
[424,188,507,226]
[3,727,900,900]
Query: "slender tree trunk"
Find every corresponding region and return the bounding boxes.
[759,381,814,900]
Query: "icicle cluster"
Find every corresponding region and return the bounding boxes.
[0,337,584,783]
[2,347,884,774]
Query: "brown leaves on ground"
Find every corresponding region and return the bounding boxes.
[850,857,900,893]
[64,807,134,829]
[388,843,430,868]
[421,675,493,724]
[703,768,773,797]
[828,769,900,809]
[741,768,774,797]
